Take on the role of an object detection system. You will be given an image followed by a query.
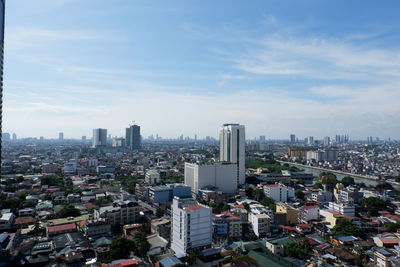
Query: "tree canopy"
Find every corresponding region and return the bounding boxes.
[332,218,365,238]
[360,197,389,216]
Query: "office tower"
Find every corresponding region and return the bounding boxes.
[126,124,141,150]
[171,197,212,257]
[290,134,296,144]
[219,123,245,184]
[59,132,64,141]
[12,133,16,140]
[1,132,10,141]
[92,128,107,148]
[81,136,86,142]
[184,162,238,194]
[259,135,266,143]
[306,136,314,146]
[323,136,330,146]
[0,0,5,147]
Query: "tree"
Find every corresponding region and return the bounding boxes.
[283,238,312,260]
[396,176,400,183]
[156,208,165,217]
[133,232,150,257]
[332,218,365,238]
[361,197,389,216]
[254,189,264,202]
[186,252,197,266]
[110,237,136,260]
[385,222,400,232]
[341,176,355,187]
[243,202,250,211]
[375,182,394,191]
[295,189,305,200]
[260,197,276,210]
[58,204,81,218]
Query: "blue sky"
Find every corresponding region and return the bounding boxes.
[4,0,400,139]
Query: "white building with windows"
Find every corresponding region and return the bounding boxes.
[145,169,161,185]
[328,202,355,216]
[263,183,295,202]
[219,124,245,185]
[92,128,107,148]
[171,197,212,257]
[184,162,237,194]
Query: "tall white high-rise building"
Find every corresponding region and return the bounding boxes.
[92,128,107,148]
[171,197,212,257]
[219,123,245,184]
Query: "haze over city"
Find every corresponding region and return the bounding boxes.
[3,0,400,139]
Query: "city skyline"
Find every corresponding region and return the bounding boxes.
[3,0,400,139]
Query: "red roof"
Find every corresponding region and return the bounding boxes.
[186,205,203,211]
[102,259,138,267]
[14,217,36,225]
[47,223,76,233]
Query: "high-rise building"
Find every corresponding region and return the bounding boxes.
[126,124,141,150]
[0,0,5,147]
[259,135,266,143]
[171,197,212,257]
[1,132,10,141]
[219,123,245,184]
[12,133,16,141]
[81,136,86,142]
[58,132,64,141]
[290,134,296,144]
[323,136,330,146]
[306,136,314,146]
[92,128,107,148]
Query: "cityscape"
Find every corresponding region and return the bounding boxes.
[2,1,400,267]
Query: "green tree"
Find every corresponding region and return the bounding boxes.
[283,238,312,260]
[361,197,389,216]
[110,237,136,260]
[156,208,165,217]
[332,218,365,238]
[186,252,197,266]
[375,182,394,191]
[133,232,150,257]
[341,176,355,187]
[295,189,305,200]
[58,204,81,218]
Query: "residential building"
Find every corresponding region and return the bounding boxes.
[290,134,296,144]
[251,213,270,237]
[298,205,319,223]
[276,203,299,225]
[148,184,191,203]
[0,213,14,229]
[219,123,245,184]
[79,219,111,238]
[94,200,141,225]
[171,197,212,257]
[263,183,295,202]
[311,190,333,202]
[92,128,107,148]
[328,202,355,216]
[145,169,160,184]
[184,162,237,194]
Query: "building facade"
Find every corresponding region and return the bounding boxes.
[92,128,107,148]
[126,124,141,150]
[171,197,212,257]
[219,123,245,185]
[184,162,237,194]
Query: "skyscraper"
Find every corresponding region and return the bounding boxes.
[323,136,330,146]
[126,124,141,150]
[92,128,107,148]
[0,0,5,147]
[59,132,64,141]
[290,134,296,144]
[12,133,16,141]
[219,123,245,184]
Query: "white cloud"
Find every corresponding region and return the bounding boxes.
[6,27,106,51]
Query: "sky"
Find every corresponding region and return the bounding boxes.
[3,0,400,140]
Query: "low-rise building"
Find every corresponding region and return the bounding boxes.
[94,200,141,225]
